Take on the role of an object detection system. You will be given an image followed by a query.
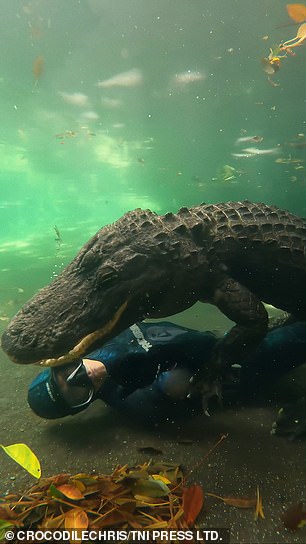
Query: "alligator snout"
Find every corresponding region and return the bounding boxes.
[1,325,42,364]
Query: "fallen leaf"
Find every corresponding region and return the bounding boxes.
[50,484,84,501]
[64,509,88,529]
[255,486,265,520]
[133,478,170,498]
[182,485,204,526]
[151,474,171,485]
[207,492,256,509]
[0,443,41,479]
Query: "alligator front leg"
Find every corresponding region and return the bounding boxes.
[210,275,269,367]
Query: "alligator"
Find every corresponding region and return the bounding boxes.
[2,201,306,376]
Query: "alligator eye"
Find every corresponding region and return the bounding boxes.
[97,268,118,288]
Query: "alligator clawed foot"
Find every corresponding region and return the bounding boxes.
[187,374,222,415]
[271,398,306,440]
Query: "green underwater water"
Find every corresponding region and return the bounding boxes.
[2,0,306,368]
[1,5,306,541]
[1,1,306,363]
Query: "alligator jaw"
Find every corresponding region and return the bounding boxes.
[0,298,128,366]
[38,300,128,367]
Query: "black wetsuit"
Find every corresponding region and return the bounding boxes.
[86,321,306,429]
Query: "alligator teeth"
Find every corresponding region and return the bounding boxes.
[38,300,128,367]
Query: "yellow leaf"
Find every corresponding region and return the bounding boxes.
[255,486,265,520]
[151,474,171,484]
[0,443,41,479]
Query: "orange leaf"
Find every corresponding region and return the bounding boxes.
[64,509,88,529]
[182,485,204,526]
[57,484,84,500]
[286,4,306,23]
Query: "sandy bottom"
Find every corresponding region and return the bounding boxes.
[0,306,306,543]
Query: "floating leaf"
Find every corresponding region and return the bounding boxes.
[182,485,204,526]
[0,443,41,479]
[281,502,306,530]
[286,4,306,23]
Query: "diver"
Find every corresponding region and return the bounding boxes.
[28,320,306,439]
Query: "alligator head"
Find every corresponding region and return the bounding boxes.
[1,208,206,365]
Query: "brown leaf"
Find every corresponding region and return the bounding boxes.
[281,502,306,530]
[182,485,204,526]
[0,505,17,520]
[207,492,256,509]
[287,4,306,22]
[56,484,84,500]
[223,497,256,508]
[64,509,89,529]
